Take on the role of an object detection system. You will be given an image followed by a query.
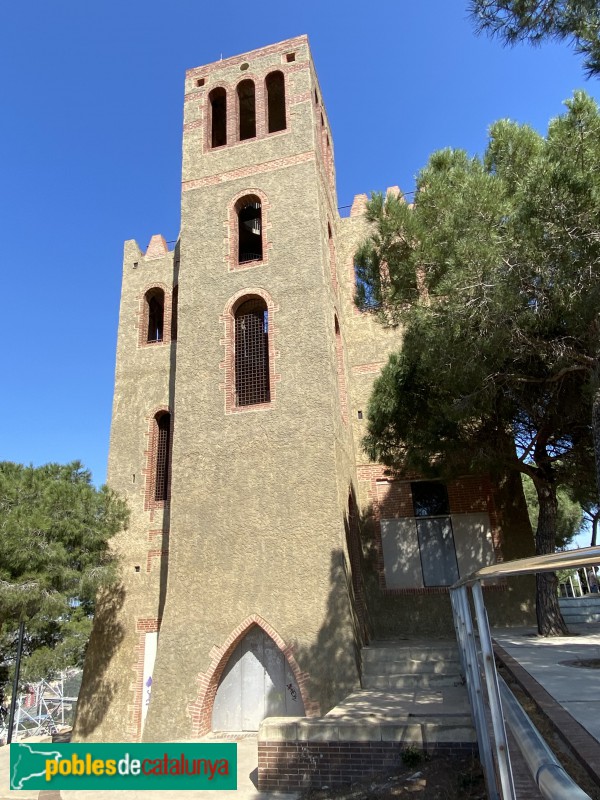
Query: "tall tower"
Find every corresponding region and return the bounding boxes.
[75,34,532,746]
[75,35,365,742]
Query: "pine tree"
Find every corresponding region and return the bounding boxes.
[355,92,600,635]
[0,462,128,700]
[469,1,600,77]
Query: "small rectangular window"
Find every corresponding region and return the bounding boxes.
[411,482,449,517]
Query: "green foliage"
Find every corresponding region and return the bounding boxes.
[401,745,425,767]
[521,475,585,548]
[469,1,600,77]
[355,93,600,633]
[0,462,128,697]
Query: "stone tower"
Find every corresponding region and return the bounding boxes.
[76,35,368,743]
[75,34,533,745]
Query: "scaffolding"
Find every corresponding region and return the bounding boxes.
[0,671,79,743]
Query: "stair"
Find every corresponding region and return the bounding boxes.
[362,641,464,690]
[258,639,476,791]
[319,639,476,747]
[559,596,600,624]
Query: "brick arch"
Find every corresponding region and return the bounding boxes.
[137,282,174,347]
[219,287,281,413]
[188,614,319,736]
[226,187,271,271]
[142,405,173,514]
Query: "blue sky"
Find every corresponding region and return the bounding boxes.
[1,0,598,526]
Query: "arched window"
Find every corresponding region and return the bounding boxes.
[146,288,164,343]
[209,87,227,148]
[235,298,270,406]
[154,412,171,502]
[171,285,178,341]
[237,79,256,141]
[237,197,263,264]
[265,71,286,133]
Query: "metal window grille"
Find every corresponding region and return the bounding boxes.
[235,299,270,406]
[154,413,171,501]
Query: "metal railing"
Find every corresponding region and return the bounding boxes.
[450,546,600,800]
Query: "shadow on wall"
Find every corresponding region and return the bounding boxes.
[357,470,536,639]
[72,584,126,738]
[291,549,365,715]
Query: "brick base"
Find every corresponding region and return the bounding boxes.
[257,740,478,791]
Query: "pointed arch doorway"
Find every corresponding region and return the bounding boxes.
[212,625,305,731]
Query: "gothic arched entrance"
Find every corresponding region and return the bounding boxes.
[212,625,305,731]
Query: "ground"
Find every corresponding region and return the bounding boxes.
[300,754,486,800]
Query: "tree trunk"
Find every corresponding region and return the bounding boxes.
[534,479,569,636]
[594,385,600,510]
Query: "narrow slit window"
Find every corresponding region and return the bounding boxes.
[237,198,263,263]
[266,71,286,133]
[235,298,270,406]
[146,288,164,343]
[209,87,227,148]
[237,79,256,141]
[154,412,171,502]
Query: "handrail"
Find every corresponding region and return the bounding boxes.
[452,545,600,588]
[450,545,599,799]
[498,675,591,800]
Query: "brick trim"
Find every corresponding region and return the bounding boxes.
[188,614,319,736]
[182,150,314,191]
[137,283,175,348]
[382,584,507,596]
[127,617,161,741]
[334,315,348,425]
[142,406,173,513]
[356,466,503,590]
[327,220,338,294]
[186,36,308,79]
[352,362,385,374]
[202,65,293,154]
[219,288,281,414]
[225,188,271,272]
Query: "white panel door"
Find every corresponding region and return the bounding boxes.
[212,626,305,731]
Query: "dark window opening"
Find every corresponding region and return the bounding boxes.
[411,482,450,517]
[237,79,256,141]
[210,87,227,148]
[314,89,319,105]
[171,285,178,341]
[266,71,286,133]
[238,198,262,263]
[286,52,295,62]
[196,78,205,87]
[154,412,171,502]
[235,298,270,406]
[146,288,164,342]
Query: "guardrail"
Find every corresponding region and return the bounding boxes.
[450,546,600,800]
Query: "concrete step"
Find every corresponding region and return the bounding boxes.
[362,641,460,665]
[362,657,462,676]
[560,612,600,624]
[363,672,464,690]
[260,711,476,747]
[559,597,600,622]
